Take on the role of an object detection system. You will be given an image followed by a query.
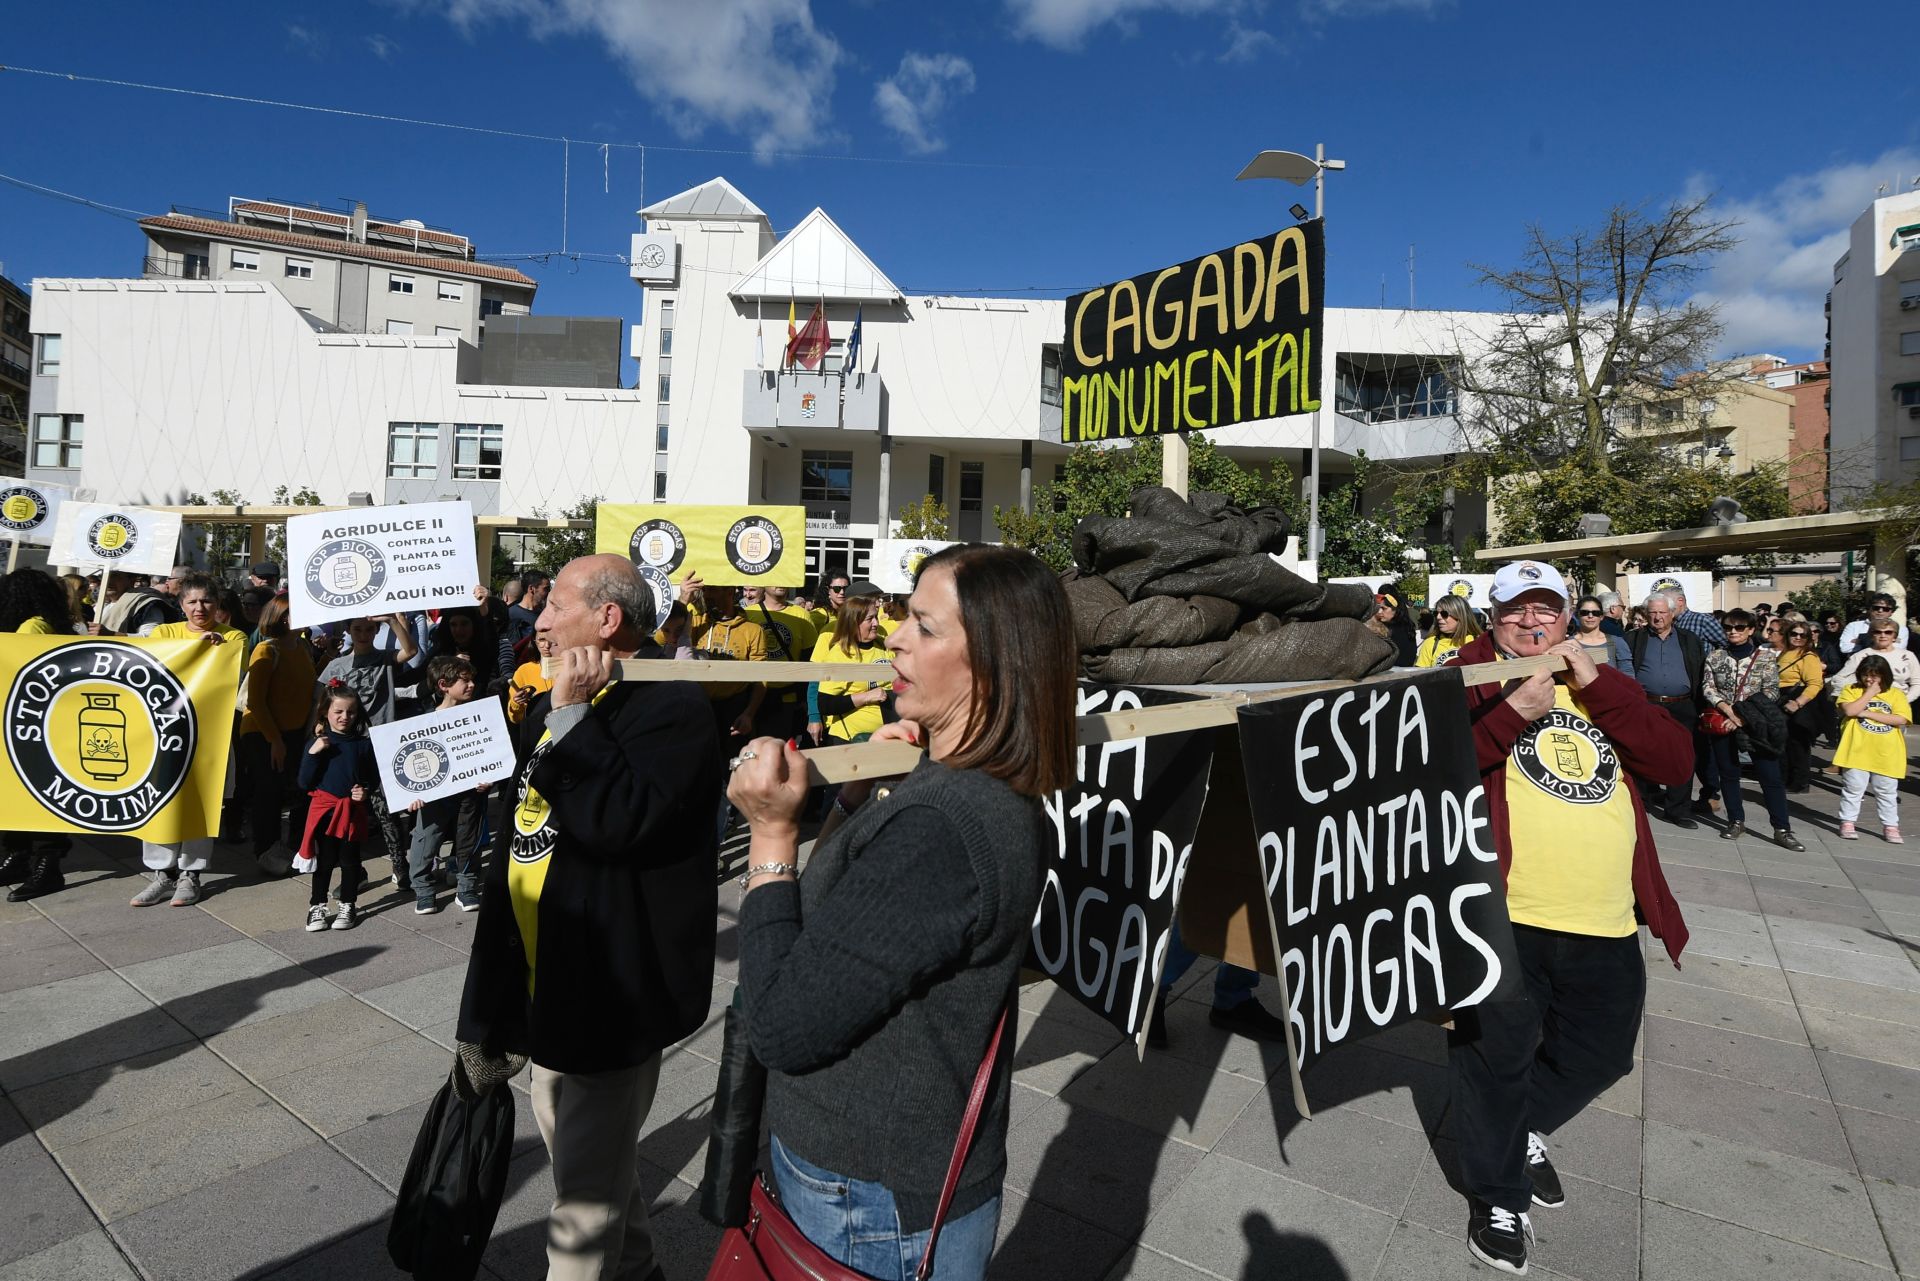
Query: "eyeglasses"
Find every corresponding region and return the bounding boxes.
[827,584,848,594]
[1873,629,1899,637]
[1576,609,1602,617]
[1788,630,1810,638]
[1727,624,1752,632]
[1496,604,1563,624]
[1872,604,1894,612]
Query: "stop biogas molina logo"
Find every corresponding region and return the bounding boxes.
[86,514,139,561]
[1513,707,1619,805]
[304,539,388,611]
[628,520,688,575]
[0,487,51,535]
[726,516,783,576]
[5,643,197,831]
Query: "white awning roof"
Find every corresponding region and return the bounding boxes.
[639,177,766,222]
[730,208,903,303]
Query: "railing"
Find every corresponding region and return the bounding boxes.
[142,256,210,280]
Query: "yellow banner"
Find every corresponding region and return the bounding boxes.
[0,636,240,842]
[596,503,809,588]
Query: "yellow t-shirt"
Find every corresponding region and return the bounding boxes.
[743,605,817,696]
[877,614,901,637]
[808,607,835,635]
[508,681,617,995]
[1414,634,1461,668]
[149,621,248,649]
[811,632,891,740]
[1834,686,1910,779]
[692,614,767,700]
[15,616,57,635]
[505,660,552,725]
[1503,679,1640,938]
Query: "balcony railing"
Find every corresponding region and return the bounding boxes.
[742,369,886,432]
[143,256,210,280]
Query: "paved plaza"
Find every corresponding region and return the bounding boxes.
[1,762,1917,1281]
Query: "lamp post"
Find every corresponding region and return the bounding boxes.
[1237,144,1344,563]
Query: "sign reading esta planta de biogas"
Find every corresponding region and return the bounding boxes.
[1059,221,1325,445]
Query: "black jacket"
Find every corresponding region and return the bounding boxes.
[456,677,725,1073]
[1628,626,1706,702]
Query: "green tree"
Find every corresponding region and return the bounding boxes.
[524,495,600,575]
[893,494,950,539]
[1785,578,1859,620]
[1490,446,1791,556]
[1314,455,1440,579]
[183,488,249,572]
[263,485,323,569]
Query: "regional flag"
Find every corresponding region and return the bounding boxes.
[790,303,829,371]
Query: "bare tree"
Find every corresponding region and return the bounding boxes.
[1452,196,1740,472]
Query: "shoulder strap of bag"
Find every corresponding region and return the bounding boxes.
[914,1003,1010,1281]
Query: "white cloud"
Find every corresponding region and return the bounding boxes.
[414,0,842,156]
[1005,0,1242,49]
[1301,0,1440,13]
[1689,146,1920,357]
[365,33,401,59]
[1218,20,1278,61]
[873,53,975,154]
[286,23,326,55]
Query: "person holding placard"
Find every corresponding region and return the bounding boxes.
[404,656,492,915]
[0,569,80,902]
[1447,561,1692,1276]
[239,598,317,878]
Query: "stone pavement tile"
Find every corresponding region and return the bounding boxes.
[479,1149,558,1281]
[0,918,105,995]
[1862,888,1920,916]
[1844,866,1920,898]
[0,1100,99,1269]
[204,992,415,1082]
[991,1192,1135,1279]
[1530,1176,1639,1281]
[1101,1245,1226,1281]
[1640,1120,1892,1268]
[1652,952,1792,1002]
[1137,1152,1396,1281]
[1642,1060,1854,1171]
[14,1043,253,1152]
[1399,1137,1476,1240]
[1021,975,1141,1037]
[1755,892,1889,930]
[418,1016,459,1051]
[1838,854,1920,883]
[1542,1101,1644,1196]
[0,970,193,1092]
[110,1142,393,1281]
[0,1229,137,1281]
[1213,1088,1427,1213]
[1749,873,1874,907]
[1787,971,1920,1026]
[1746,857,1855,888]
[1866,1177,1920,1277]
[253,1221,409,1281]
[1144,995,1292,1083]
[55,1084,316,1222]
[194,877,313,937]
[1644,975,1809,1044]
[357,964,468,1030]
[1775,940,1920,992]
[1655,838,1748,872]
[1661,866,1761,912]
[1000,1094,1203,1238]
[626,1178,720,1281]
[1680,902,1772,936]
[44,896,247,969]
[261,1034,453,1137]
[1817,1051,1920,1123]
[1839,1106,1920,1185]
[118,937,353,1036]
[1878,907,1920,942]
[1368,1221,1579,1281]
[1677,925,1779,968]
[1300,1039,1452,1133]
[1640,1201,1892,1281]
[333,1089,545,1193]
[257,916,465,995]
[1802,1008,1920,1069]
[1060,1039,1263,1149]
[634,1045,723,1187]
[1770,916,1915,960]
[1641,1015,1829,1097]
[1012,1006,1122,1097]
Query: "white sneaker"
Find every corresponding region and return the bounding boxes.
[305,904,330,932]
[330,903,358,930]
[130,871,177,907]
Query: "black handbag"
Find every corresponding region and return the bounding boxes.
[388,1067,517,1281]
[699,993,769,1228]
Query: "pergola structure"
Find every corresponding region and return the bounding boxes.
[150,505,590,571]
[1477,508,1913,612]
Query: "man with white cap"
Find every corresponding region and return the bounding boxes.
[1445,560,1692,1275]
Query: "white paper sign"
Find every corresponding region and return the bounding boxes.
[1625,571,1713,611]
[1429,573,1495,610]
[870,539,958,594]
[50,501,183,576]
[368,698,518,810]
[285,500,479,628]
[0,477,75,548]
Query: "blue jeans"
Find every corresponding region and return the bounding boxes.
[769,1135,1001,1281]
[1710,735,1791,831]
[1159,920,1260,1009]
[406,793,482,895]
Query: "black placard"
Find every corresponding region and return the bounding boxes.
[1029,682,1216,1040]
[1059,221,1325,444]
[1236,669,1519,1074]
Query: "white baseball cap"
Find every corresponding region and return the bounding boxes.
[1489,560,1570,605]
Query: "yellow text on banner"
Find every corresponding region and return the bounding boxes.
[0,636,241,842]
[596,503,808,588]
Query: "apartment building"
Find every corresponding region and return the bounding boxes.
[1828,187,1920,505]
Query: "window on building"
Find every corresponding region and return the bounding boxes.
[35,334,60,376]
[1902,437,1920,463]
[389,274,416,295]
[960,462,984,514]
[659,328,673,357]
[658,300,674,358]
[386,319,414,335]
[1902,331,1920,357]
[32,414,82,468]
[654,471,668,501]
[479,297,504,317]
[452,423,503,479]
[231,249,259,272]
[1040,345,1063,406]
[928,454,945,505]
[284,258,314,280]
[386,422,439,479]
[801,450,854,504]
[435,325,462,337]
[657,374,671,402]
[184,253,210,280]
[656,424,669,452]
[1898,385,1920,407]
[1902,280,1920,304]
[438,281,463,303]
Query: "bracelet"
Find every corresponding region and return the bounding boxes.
[737,861,797,891]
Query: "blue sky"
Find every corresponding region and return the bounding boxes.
[2,0,1911,363]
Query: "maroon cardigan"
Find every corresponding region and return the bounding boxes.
[1451,632,1693,967]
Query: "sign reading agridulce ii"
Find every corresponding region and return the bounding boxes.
[1059,220,1326,444]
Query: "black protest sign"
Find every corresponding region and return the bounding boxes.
[1236,668,1517,1079]
[1059,220,1325,445]
[1030,682,1216,1042]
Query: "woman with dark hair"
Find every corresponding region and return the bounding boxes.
[0,569,77,900]
[1776,619,1827,792]
[1702,609,1802,851]
[728,545,1076,1280]
[1369,587,1419,667]
[1571,594,1636,680]
[427,606,513,693]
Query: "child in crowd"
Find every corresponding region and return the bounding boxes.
[506,633,556,726]
[296,681,376,931]
[1834,653,1910,843]
[405,656,491,914]
[318,612,422,888]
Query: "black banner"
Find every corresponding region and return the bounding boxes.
[1059,220,1325,444]
[1029,682,1215,1040]
[1236,669,1518,1073]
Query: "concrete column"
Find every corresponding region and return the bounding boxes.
[876,430,892,537]
[1873,523,1908,619]
[1591,551,1619,597]
[1019,440,1033,514]
[248,521,268,567]
[1162,432,1190,498]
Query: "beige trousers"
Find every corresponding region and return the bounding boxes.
[530,1055,664,1281]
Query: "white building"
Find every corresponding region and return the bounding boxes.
[1828,187,1920,506]
[30,176,1498,580]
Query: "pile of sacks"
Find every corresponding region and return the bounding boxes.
[1065,486,1398,684]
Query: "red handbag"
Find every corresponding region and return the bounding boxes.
[703,1007,1010,1281]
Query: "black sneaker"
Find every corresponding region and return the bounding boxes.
[1527,1132,1566,1208]
[1208,999,1290,1043]
[1147,998,1169,1050]
[1467,1199,1533,1275]
[1663,810,1700,830]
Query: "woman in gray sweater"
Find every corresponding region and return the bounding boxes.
[728,545,1076,1281]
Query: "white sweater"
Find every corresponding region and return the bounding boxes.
[1826,645,1920,702]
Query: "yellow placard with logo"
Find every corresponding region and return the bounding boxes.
[0,636,241,842]
[595,504,808,588]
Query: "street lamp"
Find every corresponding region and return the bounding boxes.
[1238,144,1345,563]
